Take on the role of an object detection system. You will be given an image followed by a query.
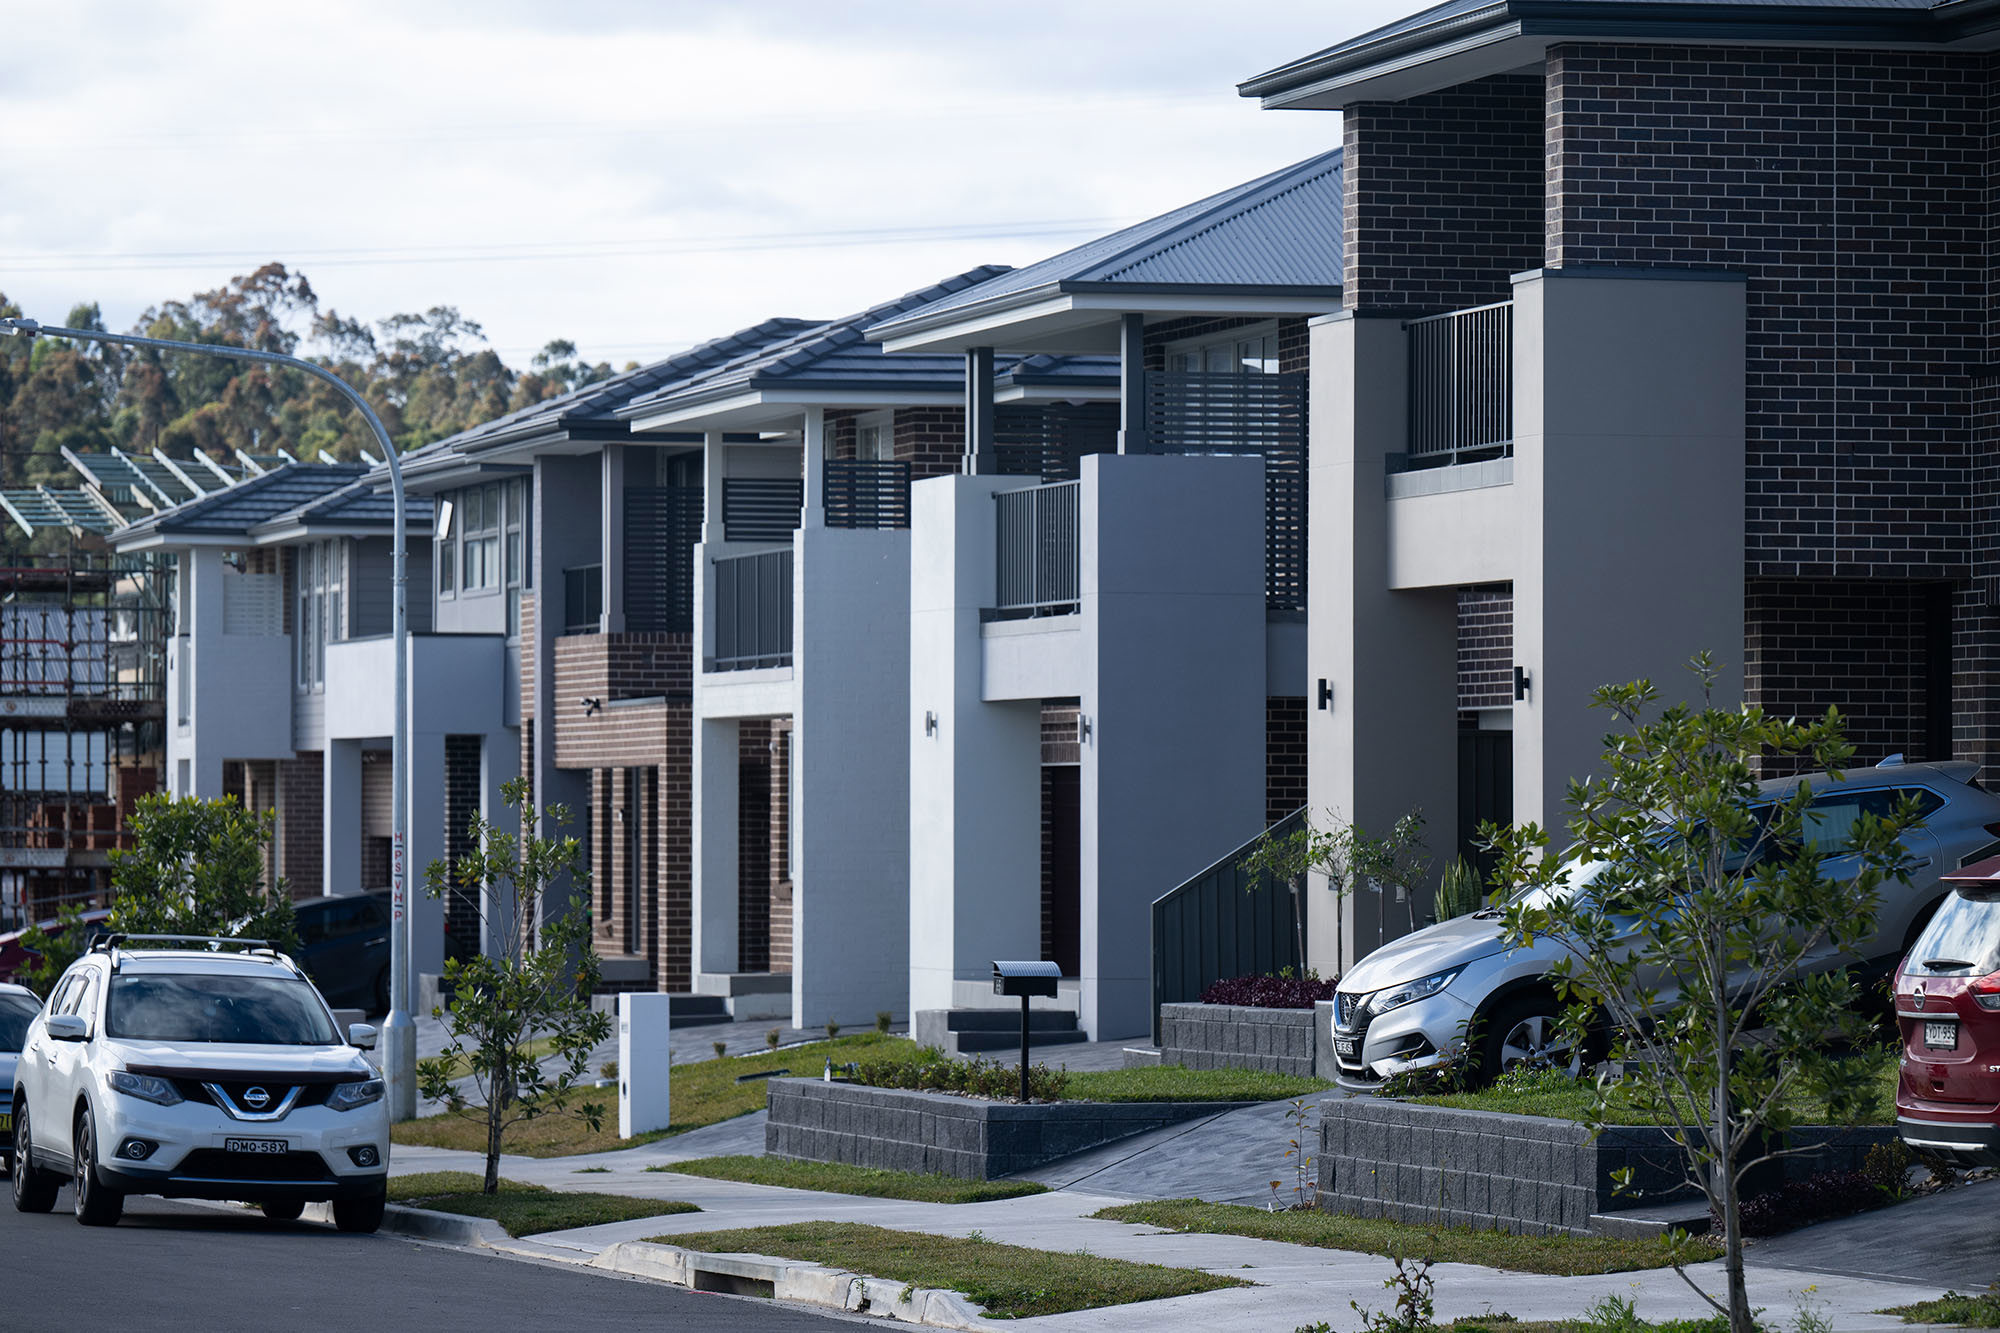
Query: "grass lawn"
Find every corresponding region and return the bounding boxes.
[387,1171,698,1237]
[1091,1199,1713,1276]
[1408,1051,1897,1127]
[651,1155,1047,1204]
[651,1219,1246,1319]
[1884,1291,2000,1326]
[390,1033,925,1158]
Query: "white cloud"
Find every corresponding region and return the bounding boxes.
[0,0,1414,365]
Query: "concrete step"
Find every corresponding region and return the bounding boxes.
[1589,1198,1711,1239]
[936,1009,1079,1033]
[669,994,731,1028]
[946,1028,1090,1055]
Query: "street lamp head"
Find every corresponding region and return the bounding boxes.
[0,317,41,338]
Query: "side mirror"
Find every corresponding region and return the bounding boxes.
[347,1023,378,1050]
[46,1014,87,1042]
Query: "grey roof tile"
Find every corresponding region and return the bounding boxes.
[114,464,370,542]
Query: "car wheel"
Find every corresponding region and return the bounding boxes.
[71,1107,123,1227]
[1476,995,1579,1083]
[261,1198,305,1223]
[332,1184,385,1234]
[10,1104,57,1213]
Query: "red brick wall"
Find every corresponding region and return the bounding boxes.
[893,406,967,481]
[551,633,690,769]
[277,750,322,899]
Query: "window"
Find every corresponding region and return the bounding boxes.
[461,483,501,592]
[1166,323,1281,375]
[505,477,528,635]
[855,413,894,462]
[294,540,341,691]
[437,497,456,598]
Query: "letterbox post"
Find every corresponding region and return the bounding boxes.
[992,961,1061,1104]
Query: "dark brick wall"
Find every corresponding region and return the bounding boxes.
[893,406,966,481]
[769,720,793,974]
[738,721,772,974]
[442,736,482,947]
[1266,696,1307,825]
[1343,73,1546,314]
[1546,44,1986,585]
[1142,316,1311,375]
[1040,700,1080,766]
[277,751,322,899]
[1458,585,1513,712]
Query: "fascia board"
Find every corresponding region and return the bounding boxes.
[993,383,1121,404]
[872,292,1080,354]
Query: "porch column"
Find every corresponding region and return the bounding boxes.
[800,406,826,529]
[600,444,625,633]
[1118,312,1147,454]
[702,431,727,544]
[323,738,362,897]
[963,347,995,474]
[692,716,741,976]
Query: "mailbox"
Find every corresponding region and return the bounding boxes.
[993,960,1060,999]
[992,960,1061,1102]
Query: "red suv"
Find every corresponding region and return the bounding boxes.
[1895,854,2000,1165]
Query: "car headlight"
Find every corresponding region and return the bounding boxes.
[1365,968,1463,1017]
[108,1070,182,1107]
[326,1079,385,1113]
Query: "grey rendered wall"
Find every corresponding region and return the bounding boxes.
[1080,453,1267,1040]
[1307,314,1459,981]
[792,525,912,1028]
[531,454,599,922]
[1511,269,1746,830]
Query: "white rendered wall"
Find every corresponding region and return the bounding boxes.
[1510,269,1746,830]
[789,524,911,1029]
[907,475,1042,1018]
[1077,453,1267,1039]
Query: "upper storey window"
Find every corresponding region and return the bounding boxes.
[1165,322,1280,375]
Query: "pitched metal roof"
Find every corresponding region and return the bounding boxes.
[864,153,1344,347]
[1242,0,1964,108]
[624,267,1126,421]
[112,463,371,544]
[251,471,434,538]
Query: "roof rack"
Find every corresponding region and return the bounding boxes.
[91,934,288,973]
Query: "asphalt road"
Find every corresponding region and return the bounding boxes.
[0,1186,862,1332]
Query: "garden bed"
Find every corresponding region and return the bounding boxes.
[765,1078,1245,1180]
[1319,1095,1895,1238]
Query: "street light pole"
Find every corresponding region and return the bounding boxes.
[0,316,420,1121]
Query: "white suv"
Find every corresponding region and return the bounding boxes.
[10,936,390,1230]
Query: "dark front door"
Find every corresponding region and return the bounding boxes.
[1458,728,1513,879]
[1043,766,1081,976]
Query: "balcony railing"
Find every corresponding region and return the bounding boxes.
[711,548,792,671]
[823,459,910,530]
[1405,300,1513,468]
[624,485,701,632]
[722,478,802,543]
[993,480,1079,617]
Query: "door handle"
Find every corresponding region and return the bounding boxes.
[1911,858,1934,870]
[364,937,387,948]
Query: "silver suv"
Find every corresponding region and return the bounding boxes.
[10,935,390,1229]
[1332,759,2000,1086]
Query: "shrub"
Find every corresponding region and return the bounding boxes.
[855,1053,1071,1103]
[1724,1169,1886,1238]
[1199,973,1337,1009]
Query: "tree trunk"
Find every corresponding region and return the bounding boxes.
[1714,971,1753,1333]
[1290,876,1307,978]
[484,1109,502,1195]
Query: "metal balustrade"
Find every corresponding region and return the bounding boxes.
[993,480,1080,617]
[711,548,793,671]
[1405,300,1513,468]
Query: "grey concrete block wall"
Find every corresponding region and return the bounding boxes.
[765,1079,1239,1180]
[1158,1002,1317,1076]
[1318,1096,1896,1237]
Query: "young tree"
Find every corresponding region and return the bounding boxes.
[107,794,298,952]
[1489,654,1914,1333]
[417,778,610,1194]
[1248,809,1433,978]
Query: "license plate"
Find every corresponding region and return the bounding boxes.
[1334,1036,1361,1060]
[0,1112,11,1133]
[224,1137,287,1155]
[1925,1021,1958,1050]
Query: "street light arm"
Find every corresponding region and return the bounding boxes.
[2,314,422,1121]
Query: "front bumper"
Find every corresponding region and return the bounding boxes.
[94,1093,389,1203]
[1331,988,1478,1087]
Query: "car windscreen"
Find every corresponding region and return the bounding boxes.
[106,974,338,1045]
[0,993,39,1052]
[1908,889,2000,978]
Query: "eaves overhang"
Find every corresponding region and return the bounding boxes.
[1241,0,2000,109]
[871,283,1343,356]
[246,518,435,545]
[628,386,968,432]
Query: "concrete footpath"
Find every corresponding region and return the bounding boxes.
[387,1140,1956,1332]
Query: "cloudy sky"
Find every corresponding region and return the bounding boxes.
[1,1,1414,368]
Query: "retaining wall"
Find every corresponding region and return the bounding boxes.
[765,1078,1239,1180]
[1319,1095,1895,1236]
[1157,1002,1318,1076]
